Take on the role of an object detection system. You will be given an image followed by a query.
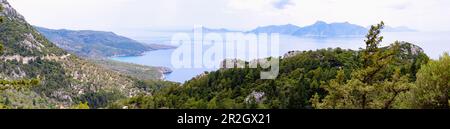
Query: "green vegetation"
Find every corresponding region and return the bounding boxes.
[0,1,167,109]
[111,21,449,109]
[0,18,66,57]
[1,0,448,109]
[0,43,3,55]
[311,22,421,109]
[74,90,124,109]
[109,80,180,109]
[71,102,90,109]
[0,7,42,109]
[35,26,174,58]
[34,26,173,83]
[90,59,169,80]
[411,53,450,108]
[0,43,40,91]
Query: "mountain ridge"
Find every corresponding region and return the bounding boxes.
[249,21,368,37]
[0,0,155,108]
[34,26,173,81]
[35,26,174,58]
[195,21,373,38]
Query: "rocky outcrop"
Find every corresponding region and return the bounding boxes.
[220,59,247,69]
[397,41,424,56]
[0,0,26,23]
[21,33,45,52]
[245,91,266,104]
[159,67,173,74]
[283,50,303,58]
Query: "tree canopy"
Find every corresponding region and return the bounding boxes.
[110,22,440,109]
[412,53,450,109]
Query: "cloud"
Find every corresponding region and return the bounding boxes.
[227,0,272,11]
[227,0,294,11]
[387,0,412,10]
[8,0,450,31]
[272,0,295,9]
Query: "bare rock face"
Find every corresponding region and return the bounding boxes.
[245,91,266,104]
[220,59,247,69]
[397,41,424,56]
[159,67,173,74]
[21,33,45,52]
[283,50,303,58]
[0,0,67,57]
[0,0,26,23]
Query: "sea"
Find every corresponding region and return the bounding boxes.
[111,31,450,83]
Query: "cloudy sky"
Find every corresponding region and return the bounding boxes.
[8,0,450,32]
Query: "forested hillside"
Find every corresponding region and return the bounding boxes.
[111,22,448,109]
[0,0,168,109]
[1,0,448,109]
[35,26,174,58]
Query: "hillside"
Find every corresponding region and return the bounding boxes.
[113,42,431,109]
[190,21,368,38]
[249,24,302,35]
[293,21,368,37]
[34,27,173,80]
[90,59,172,80]
[193,26,242,33]
[0,0,155,109]
[110,23,435,109]
[35,26,174,58]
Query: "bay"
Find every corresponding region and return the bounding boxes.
[111,31,450,83]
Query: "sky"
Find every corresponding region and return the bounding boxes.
[7,0,450,32]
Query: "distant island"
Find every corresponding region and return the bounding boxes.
[198,21,375,38]
[198,21,416,38]
[193,26,242,33]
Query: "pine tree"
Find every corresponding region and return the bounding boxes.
[412,53,450,109]
[311,21,413,109]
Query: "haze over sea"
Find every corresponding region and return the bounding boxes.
[112,31,450,83]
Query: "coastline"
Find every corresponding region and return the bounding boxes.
[108,48,175,81]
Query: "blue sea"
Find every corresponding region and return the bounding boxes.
[111,31,450,83]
